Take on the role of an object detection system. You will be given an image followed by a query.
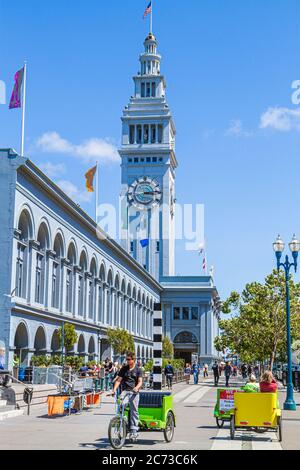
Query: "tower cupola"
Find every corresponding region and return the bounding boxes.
[140,33,161,76]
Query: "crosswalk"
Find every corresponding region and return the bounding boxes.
[211,428,282,451]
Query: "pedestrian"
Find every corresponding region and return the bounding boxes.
[112,352,143,442]
[241,364,247,379]
[260,371,278,393]
[184,363,191,385]
[104,358,114,391]
[164,361,175,390]
[254,365,260,379]
[79,364,89,377]
[224,361,232,388]
[192,362,199,385]
[204,363,209,379]
[212,360,220,386]
[243,374,259,393]
[247,364,253,378]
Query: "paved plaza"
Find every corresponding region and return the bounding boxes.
[1,376,299,451]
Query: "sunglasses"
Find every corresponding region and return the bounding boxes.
[126,358,134,361]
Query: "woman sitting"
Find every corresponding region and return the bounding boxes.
[260,371,278,393]
[243,374,259,393]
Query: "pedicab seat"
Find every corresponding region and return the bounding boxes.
[139,391,172,409]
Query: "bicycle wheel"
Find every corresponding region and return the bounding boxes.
[216,418,225,429]
[108,416,127,450]
[230,416,235,440]
[164,412,175,443]
[277,416,282,443]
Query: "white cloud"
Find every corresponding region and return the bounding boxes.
[39,162,66,178]
[56,179,92,204]
[225,120,253,137]
[36,131,119,164]
[260,107,300,132]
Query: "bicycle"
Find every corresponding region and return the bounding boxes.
[108,391,135,450]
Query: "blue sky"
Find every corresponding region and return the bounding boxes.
[1,0,300,300]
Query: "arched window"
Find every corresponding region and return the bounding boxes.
[52,234,64,309]
[99,263,106,324]
[106,270,113,324]
[114,275,120,327]
[35,223,50,304]
[174,331,198,344]
[78,251,87,316]
[89,258,97,320]
[16,210,32,299]
[14,322,29,365]
[66,243,76,313]
[34,326,46,356]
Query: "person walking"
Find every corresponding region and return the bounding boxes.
[164,361,175,390]
[184,363,191,385]
[203,363,209,379]
[112,352,143,442]
[224,361,232,388]
[241,363,247,379]
[212,360,220,386]
[192,362,199,385]
[247,364,253,378]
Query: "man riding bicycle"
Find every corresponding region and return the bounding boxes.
[111,351,143,441]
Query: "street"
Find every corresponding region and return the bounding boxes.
[1,375,300,450]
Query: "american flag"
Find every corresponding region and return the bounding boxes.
[143,2,152,19]
[203,256,207,271]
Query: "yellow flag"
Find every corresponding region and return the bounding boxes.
[85,165,97,193]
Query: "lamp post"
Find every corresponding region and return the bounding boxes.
[273,234,300,411]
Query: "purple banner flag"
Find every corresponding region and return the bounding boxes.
[9,67,24,109]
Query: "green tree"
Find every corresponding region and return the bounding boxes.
[58,323,78,353]
[107,328,135,356]
[215,271,300,370]
[162,336,174,359]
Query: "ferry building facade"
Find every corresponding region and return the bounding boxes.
[0,32,220,370]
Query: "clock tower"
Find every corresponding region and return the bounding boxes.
[120,32,178,281]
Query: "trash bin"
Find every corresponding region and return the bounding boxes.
[18,367,26,382]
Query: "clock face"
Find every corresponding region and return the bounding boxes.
[128,177,162,209]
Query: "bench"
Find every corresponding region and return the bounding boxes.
[139,391,172,409]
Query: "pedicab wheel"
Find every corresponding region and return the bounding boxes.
[108,416,127,450]
[230,416,235,440]
[216,418,225,429]
[277,416,282,443]
[164,412,175,443]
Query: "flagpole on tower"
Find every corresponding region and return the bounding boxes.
[21,61,27,157]
[95,161,99,223]
[150,0,153,33]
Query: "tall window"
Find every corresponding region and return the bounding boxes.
[35,253,44,304]
[51,261,59,308]
[143,125,149,144]
[66,268,72,312]
[151,82,156,97]
[78,274,84,316]
[129,125,135,144]
[174,307,180,320]
[141,83,145,97]
[16,244,26,298]
[146,82,151,97]
[88,280,93,319]
[98,285,102,323]
[151,125,156,143]
[137,125,142,144]
[158,124,163,143]
[183,307,190,320]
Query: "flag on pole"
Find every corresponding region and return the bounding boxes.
[85,165,97,193]
[143,1,152,18]
[9,67,24,109]
[203,256,207,272]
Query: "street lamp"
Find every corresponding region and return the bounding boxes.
[273,234,300,411]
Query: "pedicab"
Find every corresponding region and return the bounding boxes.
[229,392,282,441]
[214,388,239,428]
[108,390,176,449]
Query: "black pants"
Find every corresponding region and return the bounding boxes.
[225,375,230,387]
[166,374,173,389]
[214,374,219,386]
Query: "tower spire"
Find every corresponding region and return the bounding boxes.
[150,0,153,33]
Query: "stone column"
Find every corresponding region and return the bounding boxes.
[61,258,70,314]
[46,250,56,309]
